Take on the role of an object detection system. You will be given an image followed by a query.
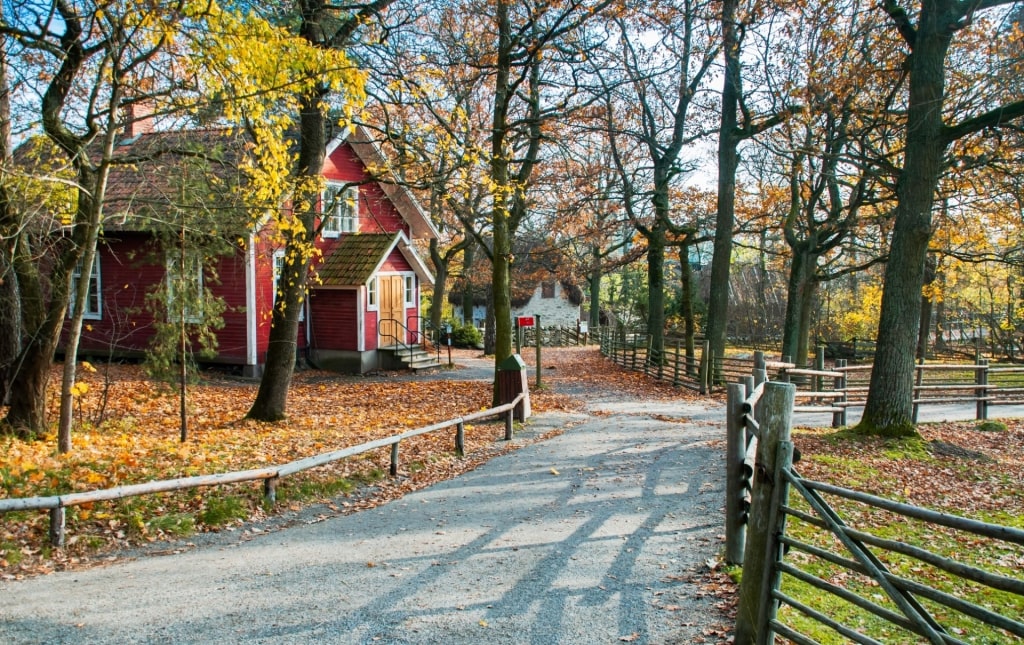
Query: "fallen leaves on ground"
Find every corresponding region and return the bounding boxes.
[0,347,701,580]
[794,420,1024,518]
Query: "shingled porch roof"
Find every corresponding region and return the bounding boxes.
[315,231,434,288]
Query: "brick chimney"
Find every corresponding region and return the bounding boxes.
[123,99,155,138]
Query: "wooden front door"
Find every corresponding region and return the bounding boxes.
[379,275,405,346]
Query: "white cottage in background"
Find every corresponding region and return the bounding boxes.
[511,280,583,328]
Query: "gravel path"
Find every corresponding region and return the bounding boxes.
[0,364,731,644]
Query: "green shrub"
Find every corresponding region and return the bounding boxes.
[451,323,482,348]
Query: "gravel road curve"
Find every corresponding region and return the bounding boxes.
[0,367,731,645]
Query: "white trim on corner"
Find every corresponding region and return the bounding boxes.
[246,233,258,368]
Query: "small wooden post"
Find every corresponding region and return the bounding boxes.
[976,357,989,420]
[535,315,542,389]
[735,381,796,645]
[815,346,826,394]
[673,340,681,386]
[390,442,400,477]
[504,409,513,440]
[834,358,847,427]
[263,476,278,505]
[725,383,747,565]
[49,507,66,547]
[456,422,466,455]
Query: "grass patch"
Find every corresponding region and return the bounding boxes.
[976,420,1007,433]
[147,513,196,537]
[197,495,250,528]
[773,423,1024,643]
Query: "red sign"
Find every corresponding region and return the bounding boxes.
[517,316,536,328]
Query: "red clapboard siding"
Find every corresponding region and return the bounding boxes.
[65,234,161,357]
[309,289,358,351]
[208,251,248,362]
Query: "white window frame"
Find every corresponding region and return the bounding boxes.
[403,275,415,308]
[273,250,305,321]
[322,183,359,238]
[367,276,378,311]
[166,254,204,323]
[69,255,102,320]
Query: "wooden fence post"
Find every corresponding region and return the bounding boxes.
[673,340,681,386]
[735,381,796,645]
[977,357,989,420]
[815,346,825,393]
[726,383,748,565]
[390,442,400,477]
[49,507,66,547]
[264,476,278,505]
[535,315,543,389]
[835,358,847,428]
[753,351,768,389]
[456,422,466,455]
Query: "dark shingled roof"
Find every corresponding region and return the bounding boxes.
[317,233,398,286]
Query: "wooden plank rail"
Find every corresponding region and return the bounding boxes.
[1,393,526,547]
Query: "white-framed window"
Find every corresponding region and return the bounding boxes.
[367,276,378,310]
[166,254,204,323]
[322,183,359,238]
[273,250,304,321]
[404,275,415,308]
[69,255,102,320]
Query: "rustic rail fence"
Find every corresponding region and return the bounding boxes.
[598,333,1024,423]
[520,325,590,347]
[782,347,1024,426]
[0,392,528,548]
[726,377,1024,644]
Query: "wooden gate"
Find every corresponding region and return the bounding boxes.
[378,275,404,345]
[732,382,1024,644]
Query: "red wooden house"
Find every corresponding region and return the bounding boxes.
[61,124,438,375]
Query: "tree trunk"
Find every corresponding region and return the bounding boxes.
[781,245,816,367]
[0,38,17,408]
[706,0,741,371]
[429,237,449,333]
[679,245,697,373]
[247,75,324,420]
[861,2,954,435]
[461,235,475,325]
[645,224,667,364]
[588,246,602,330]
[484,291,496,356]
[4,238,67,435]
[489,0,514,405]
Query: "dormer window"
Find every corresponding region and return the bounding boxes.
[323,183,359,238]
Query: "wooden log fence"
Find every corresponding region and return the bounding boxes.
[727,367,1024,644]
[1,392,527,548]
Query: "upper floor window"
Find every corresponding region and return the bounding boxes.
[273,250,304,321]
[323,184,359,238]
[542,281,555,299]
[69,255,102,320]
